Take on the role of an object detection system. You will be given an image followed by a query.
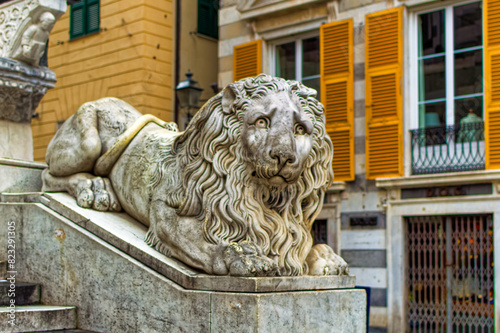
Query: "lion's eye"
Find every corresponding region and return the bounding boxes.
[295,124,305,135]
[255,118,269,129]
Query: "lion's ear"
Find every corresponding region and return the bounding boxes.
[221,85,237,114]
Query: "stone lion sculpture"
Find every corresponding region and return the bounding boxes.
[42,74,348,277]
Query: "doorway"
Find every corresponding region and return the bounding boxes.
[405,214,494,332]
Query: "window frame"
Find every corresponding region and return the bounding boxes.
[409,0,484,130]
[269,31,321,90]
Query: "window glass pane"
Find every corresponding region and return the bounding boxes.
[455,49,482,96]
[455,96,483,124]
[454,2,482,50]
[302,36,320,78]
[419,10,445,56]
[276,42,296,80]
[419,56,446,101]
[420,102,446,128]
[302,77,320,101]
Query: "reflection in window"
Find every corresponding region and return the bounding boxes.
[417,2,483,129]
[274,36,320,100]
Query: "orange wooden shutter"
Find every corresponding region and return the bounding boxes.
[365,7,403,179]
[321,19,354,181]
[233,40,262,81]
[485,1,500,169]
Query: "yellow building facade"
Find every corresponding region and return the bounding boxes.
[32,0,218,161]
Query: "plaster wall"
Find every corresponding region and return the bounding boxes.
[32,0,174,161]
[177,0,219,128]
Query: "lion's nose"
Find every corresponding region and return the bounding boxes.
[270,148,296,166]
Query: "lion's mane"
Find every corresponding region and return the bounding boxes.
[146,74,334,276]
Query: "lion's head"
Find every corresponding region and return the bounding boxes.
[159,74,333,275]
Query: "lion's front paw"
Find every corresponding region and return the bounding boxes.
[76,177,121,212]
[224,241,278,277]
[306,244,349,276]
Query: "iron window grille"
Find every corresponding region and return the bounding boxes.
[410,123,485,175]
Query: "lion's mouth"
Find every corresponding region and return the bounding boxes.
[252,168,295,186]
[268,175,286,185]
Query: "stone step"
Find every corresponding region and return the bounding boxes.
[0,280,41,306]
[0,261,6,279]
[31,329,97,333]
[0,305,76,332]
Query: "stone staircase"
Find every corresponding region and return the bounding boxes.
[0,278,95,333]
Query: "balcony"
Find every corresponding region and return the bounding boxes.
[410,123,485,175]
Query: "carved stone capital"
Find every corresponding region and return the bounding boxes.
[0,0,66,62]
[0,57,56,122]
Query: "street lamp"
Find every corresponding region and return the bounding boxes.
[175,71,203,129]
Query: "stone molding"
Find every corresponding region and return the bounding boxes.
[0,156,47,169]
[376,169,500,189]
[237,0,327,20]
[0,57,56,122]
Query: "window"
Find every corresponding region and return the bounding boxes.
[272,35,320,99]
[198,0,219,39]
[70,0,100,39]
[410,2,485,175]
[312,219,327,245]
[416,1,483,128]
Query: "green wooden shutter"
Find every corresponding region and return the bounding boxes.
[70,1,85,39]
[70,0,100,39]
[198,0,218,39]
[87,0,100,34]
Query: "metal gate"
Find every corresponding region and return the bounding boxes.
[406,215,494,332]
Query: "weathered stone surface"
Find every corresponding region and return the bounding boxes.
[341,249,387,268]
[42,75,348,277]
[0,158,45,192]
[211,290,366,332]
[0,261,5,279]
[42,192,356,292]
[0,281,40,306]
[0,58,56,123]
[0,305,76,332]
[0,121,33,159]
[0,201,366,332]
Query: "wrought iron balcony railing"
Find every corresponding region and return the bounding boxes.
[411,123,485,175]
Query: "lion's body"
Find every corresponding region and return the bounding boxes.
[43,75,348,277]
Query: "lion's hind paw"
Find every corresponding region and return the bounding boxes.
[306,244,349,276]
[224,241,278,277]
[76,177,121,212]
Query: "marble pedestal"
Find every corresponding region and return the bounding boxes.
[0,191,367,332]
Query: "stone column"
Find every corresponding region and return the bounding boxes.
[0,0,66,160]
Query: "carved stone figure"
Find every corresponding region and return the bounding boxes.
[42,75,349,276]
[11,11,54,65]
